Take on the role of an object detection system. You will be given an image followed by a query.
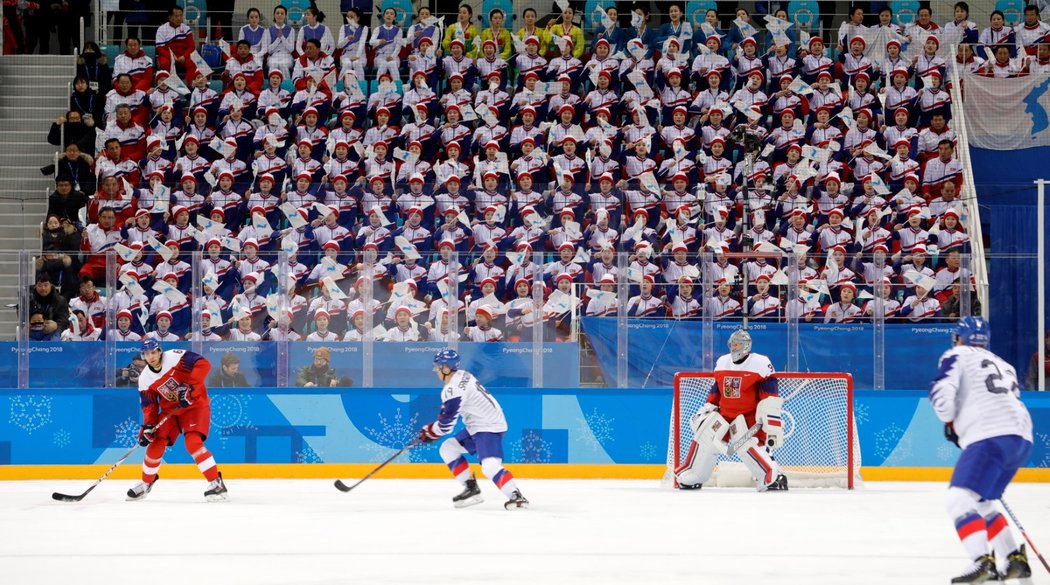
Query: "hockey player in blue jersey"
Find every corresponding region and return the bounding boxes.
[930,317,1034,583]
[419,349,529,510]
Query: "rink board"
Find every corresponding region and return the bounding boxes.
[0,387,1047,479]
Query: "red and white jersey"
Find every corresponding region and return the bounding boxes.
[705,295,741,320]
[137,350,210,423]
[901,295,941,321]
[824,302,862,323]
[863,298,901,319]
[465,325,504,342]
[708,352,776,421]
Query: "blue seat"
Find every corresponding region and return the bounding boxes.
[890,1,919,26]
[787,0,820,32]
[996,0,1026,26]
[182,0,208,25]
[382,0,414,29]
[208,79,224,93]
[143,45,156,61]
[285,0,310,24]
[685,1,718,31]
[480,0,514,30]
[103,44,119,65]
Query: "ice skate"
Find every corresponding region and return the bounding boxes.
[951,555,998,583]
[677,482,702,490]
[204,472,228,502]
[1002,545,1032,582]
[762,474,789,492]
[503,490,529,510]
[126,477,157,501]
[452,476,483,508]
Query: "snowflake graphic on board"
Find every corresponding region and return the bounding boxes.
[576,408,615,452]
[113,416,140,448]
[53,429,71,448]
[1037,432,1050,467]
[639,442,659,462]
[874,423,912,465]
[364,408,431,462]
[8,395,52,434]
[296,445,324,463]
[510,430,553,463]
[937,443,956,462]
[853,403,870,425]
[211,394,254,429]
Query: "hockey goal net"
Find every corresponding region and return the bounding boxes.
[665,372,861,489]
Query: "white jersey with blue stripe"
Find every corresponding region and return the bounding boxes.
[929,345,1033,448]
[433,369,508,436]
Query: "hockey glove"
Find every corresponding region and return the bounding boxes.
[944,423,960,448]
[176,385,194,408]
[138,424,156,447]
[418,424,441,444]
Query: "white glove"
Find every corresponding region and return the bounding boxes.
[756,396,784,449]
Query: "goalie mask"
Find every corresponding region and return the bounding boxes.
[728,329,752,362]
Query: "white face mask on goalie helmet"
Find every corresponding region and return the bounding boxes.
[729,329,752,362]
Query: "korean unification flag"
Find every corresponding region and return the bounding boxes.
[963,73,1050,150]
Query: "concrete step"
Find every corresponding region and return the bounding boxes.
[0,75,74,87]
[0,96,70,109]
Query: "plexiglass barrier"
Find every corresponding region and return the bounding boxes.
[10,245,1045,391]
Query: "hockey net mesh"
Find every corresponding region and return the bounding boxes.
[665,373,862,489]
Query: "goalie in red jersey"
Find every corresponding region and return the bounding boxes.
[674,329,788,492]
[126,339,228,502]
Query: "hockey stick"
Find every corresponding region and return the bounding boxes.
[52,411,179,503]
[334,438,421,493]
[1000,498,1050,575]
[726,421,762,455]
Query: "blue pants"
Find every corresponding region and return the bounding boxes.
[950,435,1032,500]
[453,429,505,461]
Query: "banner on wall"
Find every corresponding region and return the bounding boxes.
[581,318,955,390]
[1,387,1047,468]
[963,73,1050,150]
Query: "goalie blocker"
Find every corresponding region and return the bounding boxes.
[675,330,788,491]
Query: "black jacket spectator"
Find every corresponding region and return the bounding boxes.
[48,112,95,154]
[47,180,89,226]
[75,44,111,96]
[55,151,96,195]
[70,79,106,122]
[29,274,70,338]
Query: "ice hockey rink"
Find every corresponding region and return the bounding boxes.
[1,479,1047,585]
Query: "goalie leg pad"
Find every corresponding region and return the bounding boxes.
[675,413,728,487]
[734,435,782,490]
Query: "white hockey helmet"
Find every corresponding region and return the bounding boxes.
[728,329,752,362]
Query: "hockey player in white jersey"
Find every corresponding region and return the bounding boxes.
[930,317,1033,583]
[419,349,529,510]
[674,329,788,492]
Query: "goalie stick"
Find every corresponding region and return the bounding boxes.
[52,411,180,502]
[334,438,420,492]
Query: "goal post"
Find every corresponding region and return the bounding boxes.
[666,372,861,489]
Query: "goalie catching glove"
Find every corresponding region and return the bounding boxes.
[756,396,784,449]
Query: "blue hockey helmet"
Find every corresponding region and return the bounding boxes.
[141,338,162,355]
[433,349,461,371]
[953,316,990,347]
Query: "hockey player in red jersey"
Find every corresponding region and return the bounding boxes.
[127,339,228,502]
[674,329,788,491]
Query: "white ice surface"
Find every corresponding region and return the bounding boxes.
[1,479,1048,585]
